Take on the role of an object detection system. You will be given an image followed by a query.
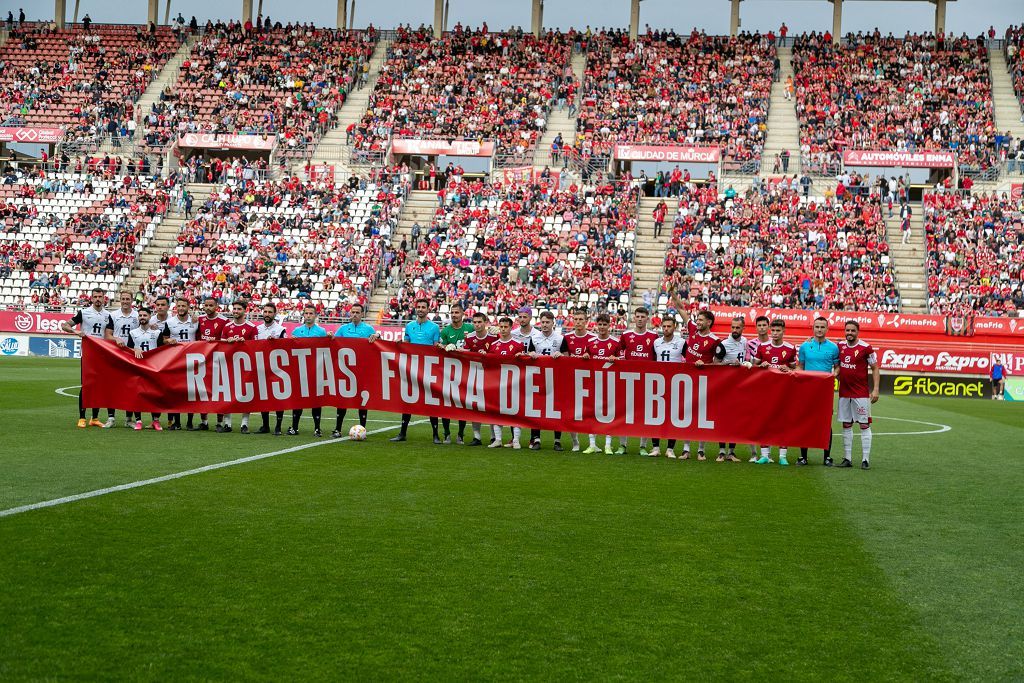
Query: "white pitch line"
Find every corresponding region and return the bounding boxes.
[856,415,952,436]
[0,420,426,520]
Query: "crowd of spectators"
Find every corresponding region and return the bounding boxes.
[574,29,774,169]
[661,181,900,311]
[1,165,171,310]
[353,24,575,162]
[136,170,406,320]
[0,23,179,143]
[792,30,998,174]
[924,190,1023,317]
[140,20,375,161]
[384,175,638,323]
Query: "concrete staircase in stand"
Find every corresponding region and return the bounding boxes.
[307,40,390,178]
[883,212,928,314]
[630,196,674,310]
[365,189,437,320]
[989,48,1024,176]
[534,52,586,169]
[120,183,216,295]
[760,46,801,177]
[100,36,195,155]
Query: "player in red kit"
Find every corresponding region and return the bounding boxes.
[586,313,621,455]
[194,296,228,431]
[617,306,658,455]
[560,308,594,451]
[836,320,880,469]
[462,312,498,446]
[748,319,798,466]
[487,317,528,448]
[218,300,259,433]
[681,309,725,460]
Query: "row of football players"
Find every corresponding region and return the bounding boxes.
[63,289,879,468]
[64,288,378,436]
[385,300,879,469]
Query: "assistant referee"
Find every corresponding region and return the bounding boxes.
[797,316,840,466]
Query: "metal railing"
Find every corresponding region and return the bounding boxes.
[960,164,1002,183]
[722,159,761,175]
[800,155,841,179]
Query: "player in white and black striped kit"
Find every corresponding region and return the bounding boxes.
[526,311,566,450]
[648,317,686,458]
[62,287,114,428]
[715,316,748,462]
[255,303,287,435]
[163,298,199,430]
[117,307,164,431]
[105,289,140,428]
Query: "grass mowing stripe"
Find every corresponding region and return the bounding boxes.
[821,397,1024,681]
[0,420,424,519]
[0,436,952,680]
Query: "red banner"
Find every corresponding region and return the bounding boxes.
[842,150,956,168]
[0,126,64,143]
[178,133,276,151]
[391,139,495,157]
[81,337,834,447]
[614,145,721,163]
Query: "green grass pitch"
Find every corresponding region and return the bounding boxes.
[0,357,1021,680]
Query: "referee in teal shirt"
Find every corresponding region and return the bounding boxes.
[333,303,379,437]
[391,299,441,443]
[797,316,840,466]
[290,304,330,436]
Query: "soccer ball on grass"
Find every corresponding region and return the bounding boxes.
[348,424,367,441]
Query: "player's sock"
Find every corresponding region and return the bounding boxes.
[274,412,284,432]
[761,447,770,458]
[780,448,788,459]
[430,416,439,438]
[91,408,100,419]
[843,427,854,461]
[359,410,368,428]
[860,427,872,462]
[605,436,613,449]
[458,420,466,439]
[336,408,347,432]
[589,435,597,447]
[512,427,521,443]
[312,409,322,431]
[492,425,502,442]
[639,437,647,449]
[441,417,452,437]
[472,424,481,440]
[292,411,301,431]
[241,414,249,428]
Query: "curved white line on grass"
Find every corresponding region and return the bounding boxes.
[0,420,425,520]
[856,415,952,436]
[55,385,81,398]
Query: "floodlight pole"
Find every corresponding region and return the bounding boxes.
[729,0,741,37]
[72,0,80,23]
[241,0,253,25]
[337,0,347,30]
[932,0,946,35]
[830,0,842,44]
[433,0,444,38]
[532,0,544,38]
[629,0,640,41]
[147,0,158,25]
[54,0,66,28]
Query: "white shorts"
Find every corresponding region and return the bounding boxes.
[838,397,871,424]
